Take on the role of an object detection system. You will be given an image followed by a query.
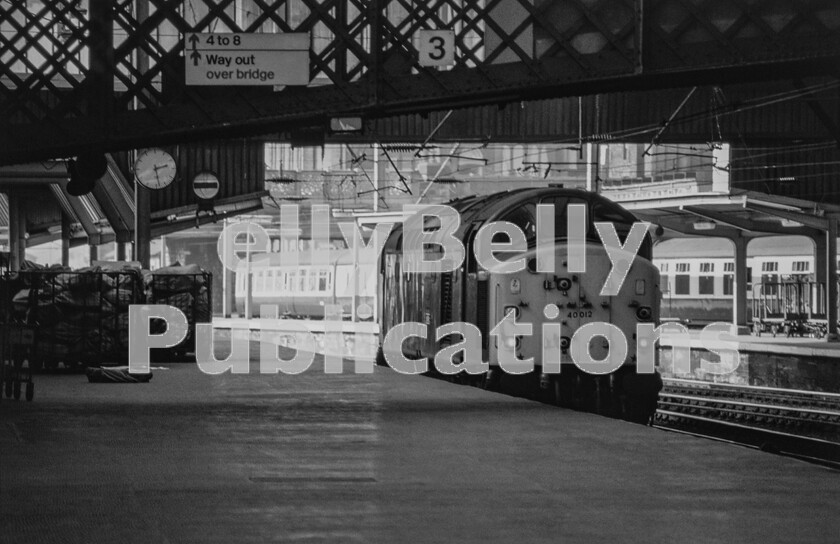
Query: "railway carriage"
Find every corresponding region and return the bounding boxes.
[654,237,834,333]
[234,249,378,320]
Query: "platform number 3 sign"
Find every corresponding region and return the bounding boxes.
[418,30,455,67]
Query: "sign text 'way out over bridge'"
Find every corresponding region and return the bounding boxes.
[185,33,309,86]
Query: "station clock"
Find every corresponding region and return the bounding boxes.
[134,148,177,190]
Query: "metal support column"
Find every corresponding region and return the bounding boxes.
[8,195,21,272]
[222,219,233,318]
[133,0,151,269]
[61,213,71,267]
[633,0,644,74]
[89,0,114,132]
[89,243,98,264]
[733,235,750,334]
[813,234,827,320]
[814,234,827,284]
[244,224,252,319]
[827,214,838,339]
[17,201,26,267]
[134,184,151,268]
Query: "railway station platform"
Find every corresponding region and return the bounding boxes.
[662,329,840,358]
[1,345,838,543]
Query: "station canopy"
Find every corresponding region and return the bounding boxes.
[617,189,840,240]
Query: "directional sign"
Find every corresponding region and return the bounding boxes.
[185,33,309,86]
[193,171,219,200]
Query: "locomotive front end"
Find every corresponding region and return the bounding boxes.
[487,240,662,421]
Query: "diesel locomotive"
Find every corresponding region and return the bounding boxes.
[377,188,663,423]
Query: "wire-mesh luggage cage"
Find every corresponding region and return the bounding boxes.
[0,272,35,401]
[21,269,145,369]
[147,271,212,361]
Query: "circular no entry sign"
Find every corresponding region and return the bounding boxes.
[193,171,219,199]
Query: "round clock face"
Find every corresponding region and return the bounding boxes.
[134,148,176,190]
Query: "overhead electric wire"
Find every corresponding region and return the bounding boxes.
[267,79,840,188]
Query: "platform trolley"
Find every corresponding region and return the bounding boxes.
[147,271,213,362]
[0,274,35,402]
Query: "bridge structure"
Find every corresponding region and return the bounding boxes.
[2,0,840,335]
[0,0,839,166]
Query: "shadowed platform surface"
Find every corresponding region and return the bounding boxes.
[1,353,838,543]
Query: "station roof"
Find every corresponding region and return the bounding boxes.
[652,235,840,259]
[0,156,266,248]
[624,189,840,241]
[0,162,110,246]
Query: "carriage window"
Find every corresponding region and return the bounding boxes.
[675,262,690,295]
[499,204,537,242]
[537,196,590,241]
[761,261,778,295]
[792,261,809,272]
[592,200,635,225]
[656,262,670,292]
[318,270,329,291]
[275,272,283,291]
[299,270,308,291]
[592,199,651,259]
[723,262,734,295]
[423,215,441,231]
[699,262,714,295]
[309,270,319,291]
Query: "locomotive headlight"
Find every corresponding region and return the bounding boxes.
[505,337,517,348]
[635,279,646,295]
[636,306,653,321]
[556,277,572,291]
[504,305,521,319]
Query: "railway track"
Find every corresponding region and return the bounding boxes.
[655,379,840,465]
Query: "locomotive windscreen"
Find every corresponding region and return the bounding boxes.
[492,195,650,259]
[591,197,653,260]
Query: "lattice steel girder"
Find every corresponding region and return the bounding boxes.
[1,0,840,166]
